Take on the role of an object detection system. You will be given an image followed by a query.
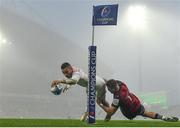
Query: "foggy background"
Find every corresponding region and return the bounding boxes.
[0,0,180,120]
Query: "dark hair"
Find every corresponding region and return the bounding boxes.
[106,79,116,87]
[61,62,71,70]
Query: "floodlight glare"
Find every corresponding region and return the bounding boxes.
[2,39,7,44]
[0,32,11,46]
[127,5,147,29]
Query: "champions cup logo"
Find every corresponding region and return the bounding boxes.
[87,46,96,123]
[93,4,118,25]
[89,111,95,119]
[101,6,111,18]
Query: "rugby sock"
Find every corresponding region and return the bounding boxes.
[155,113,163,119]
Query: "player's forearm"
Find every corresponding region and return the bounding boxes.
[99,104,115,116]
[60,79,77,85]
[51,80,62,87]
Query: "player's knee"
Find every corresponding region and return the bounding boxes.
[96,98,101,103]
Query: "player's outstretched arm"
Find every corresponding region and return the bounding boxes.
[98,102,118,116]
[51,80,61,87]
[51,79,76,86]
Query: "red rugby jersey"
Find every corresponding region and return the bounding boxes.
[112,81,141,114]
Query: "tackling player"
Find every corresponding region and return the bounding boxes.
[51,62,110,121]
[98,79,179,122]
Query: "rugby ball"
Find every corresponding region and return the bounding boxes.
[51,84,63,95]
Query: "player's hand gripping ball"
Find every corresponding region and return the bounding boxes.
[51,84,63,95]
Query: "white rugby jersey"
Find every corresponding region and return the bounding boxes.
[65,66,105,88]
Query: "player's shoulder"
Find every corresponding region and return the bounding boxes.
[72,66,81,72]
[72,66,85,76]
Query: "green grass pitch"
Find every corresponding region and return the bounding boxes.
[0,119,180,127]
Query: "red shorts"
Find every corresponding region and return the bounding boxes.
[120,104,145,120]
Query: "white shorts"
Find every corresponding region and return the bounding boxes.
[84,75,106,100]
[95,76,106,100]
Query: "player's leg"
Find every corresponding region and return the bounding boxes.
[142,107,179,122]
[101,99,110,107]
[104,113,112,122]
[80,85,109,122]
[96,85,110,107]
[80,111,88,122]
[96,85,113,121]
[96,94,110,107]
[143,111,178,122]
[136,104,169,121]
[143,111,161,119]
[96,96,112,121]
[80,88,88,121]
